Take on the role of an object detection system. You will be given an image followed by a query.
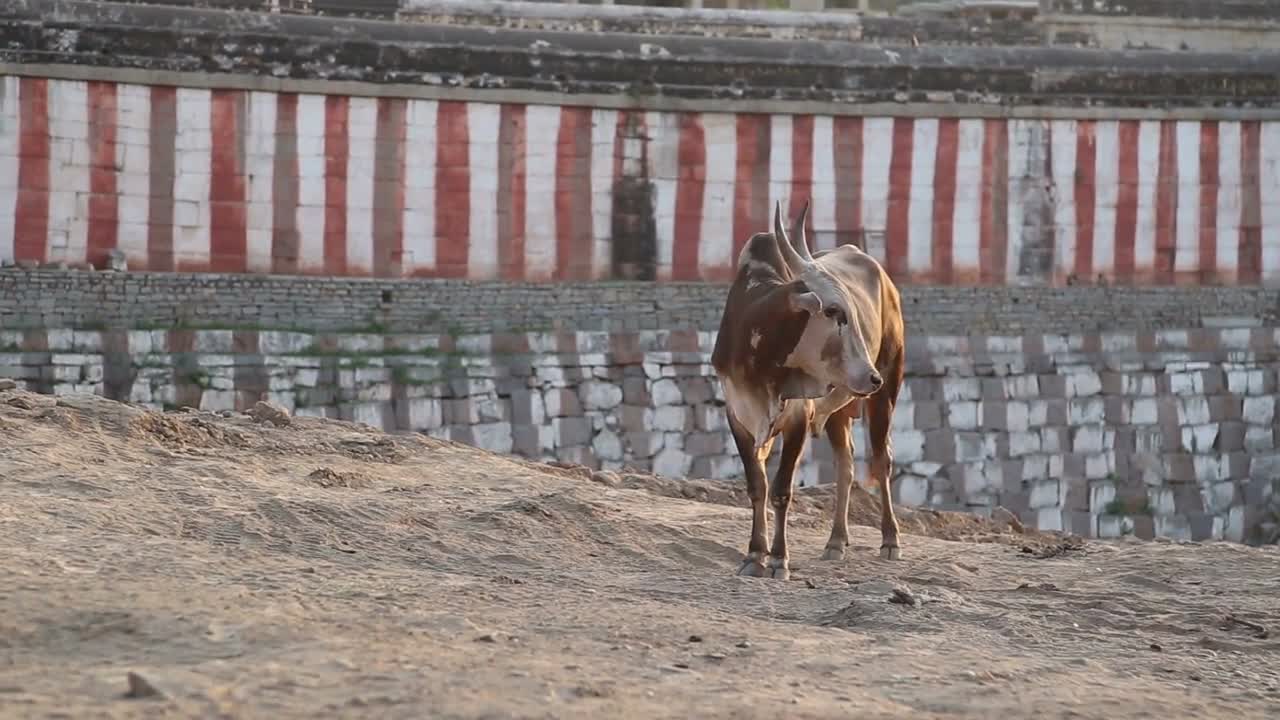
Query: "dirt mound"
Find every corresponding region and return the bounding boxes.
[1,389,1278,719]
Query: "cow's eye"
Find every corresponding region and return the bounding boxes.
[824,308,838,319]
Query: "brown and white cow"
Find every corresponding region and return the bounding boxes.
[710,200,906,579]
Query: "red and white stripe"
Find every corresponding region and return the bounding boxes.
[2,75,1279,286]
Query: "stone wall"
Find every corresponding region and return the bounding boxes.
[3,325,1278,544]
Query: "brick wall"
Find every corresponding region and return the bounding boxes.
[3,326,1277,544]
[3,75,1280,285]
[3,269,1278,335]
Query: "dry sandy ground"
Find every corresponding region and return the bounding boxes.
[1,388,1278,720]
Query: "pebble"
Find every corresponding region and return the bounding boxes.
[0,379,16,391]
[124,672,162,699]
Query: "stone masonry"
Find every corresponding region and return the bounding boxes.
[3,326,1278,545]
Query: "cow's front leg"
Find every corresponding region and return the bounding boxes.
[729,419,770,577]
[821,409,855,561]
[766,421,809,580]
[869,383,902,560]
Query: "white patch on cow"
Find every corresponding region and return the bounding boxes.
[749,330,762,349]
[721,375,806,455]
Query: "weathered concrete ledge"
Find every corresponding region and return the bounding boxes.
[1047,0,1280,21]
[398,0,863,42]
[4,0,1280,108]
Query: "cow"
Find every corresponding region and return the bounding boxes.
[710,200,906,580]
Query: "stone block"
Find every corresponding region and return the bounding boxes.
[472,422,515,454]
[894,430,925,465]
[680,377,714,405]
[650,378,683,406]
[1154,515,1192,542]
[948,401,980,430]
[1180,424,1219,454]
[1242,396,1275,426]
[923,430,955,463]
[592,429,624,461]
[1188,513,1216,541]
[1004,374,1040,399]
[1068,398,1105,425]
[895,474,929,507]
[652,405,690,432]
[1071,425,1105,454]
[1084,453,1112,480]
[942,377,982,402]
[544,388,582,418]
[1035,509,1064,532]
[1244,426,1275,452]
[552,417,593,447]
[579,380,623,411]
[1029,478,1060,509]
[684,431,727,457]
[1249,453,1280,481]
[406,397,443,430]
[652,447,691,479]
[1192,454,1230,484]
[913,402,944,430]
[621,377,649,405]
[623,430,663,458]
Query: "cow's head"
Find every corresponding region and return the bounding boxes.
[772,200,883,400]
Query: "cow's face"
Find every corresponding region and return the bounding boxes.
[779,271,882,399]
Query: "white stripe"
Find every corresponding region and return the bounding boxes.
[467,102,501,279]
[115,83,150,267]
[402,98,437,273]
[1261,121,1280,284]
[345,96,378,274]
[524,104,561,280]
[648,111,678,281]
[1049,120,1077,280]
[244,91,276,273]
[1005,119,1038,283]
[295,93,327,272]
[1173,120,1201,275]
[48,79,91,265]
[1092,120,1120,276]
[590,109,618,280]
[907,118,937,276]
[173,87,212,270]
[1217,121,1242,278]
[0,76,19,263]
[810,115,837,251]
[768,114,792,218]
[1134,120,1161,274]
[699,113,736,275]
[860,117,893,263]
[952,118,985,276]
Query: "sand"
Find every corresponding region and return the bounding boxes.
[1,387,1278,719]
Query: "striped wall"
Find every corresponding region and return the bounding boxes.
[2,75,1279,285]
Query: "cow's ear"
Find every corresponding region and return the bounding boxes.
[779,370,828,400]
[788,291,822,315]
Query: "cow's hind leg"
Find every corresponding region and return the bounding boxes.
[766,419,809,580]
[729,415,771,577]
[868,366,904,560]
[821,406,857,561]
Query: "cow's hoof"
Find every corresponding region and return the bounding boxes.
[880,545,901,561]
[767,557,790,580]
[737,554,767,577]
[821,546,846,561]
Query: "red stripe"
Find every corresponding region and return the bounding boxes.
[833,116,863,249]
[1198,121,1219,281]
[1073,120,1097,280]
[555,106,593,280]
[672,113,705,281]
[1154,120,1178,284]
[323,95,349,276]
[732,113,769,262]
[790,114,815,241]
[435,101,471,278]
[86,81,118,269]
[498,103,526,280]
[979,118,1008,285]
[931,118,959,285]
[14,77,49,264]
[1112,120,1140,283]
[884,117,914,278]
[210,89,247,273]
[1239,120,1262,284]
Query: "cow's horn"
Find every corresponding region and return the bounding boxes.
[773,200,808,274]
